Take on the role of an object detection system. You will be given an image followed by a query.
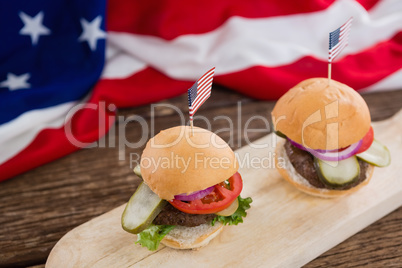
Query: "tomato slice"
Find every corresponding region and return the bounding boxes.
[169,172,243,214]
[356,126,374,154]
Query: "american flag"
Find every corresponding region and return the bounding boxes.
[1,1,401,182]
[329,17,353,63]
[188,67,215,120]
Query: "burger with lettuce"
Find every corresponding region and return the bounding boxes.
[122,126,252,250]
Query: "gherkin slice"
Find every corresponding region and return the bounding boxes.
[122,182,167,234]
[274,130,287,139]
[357,139,391,167]
[133,165,142,178]
[314,156,360,188]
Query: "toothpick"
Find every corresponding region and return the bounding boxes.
[190,119,194,136]
[328,62,332,86]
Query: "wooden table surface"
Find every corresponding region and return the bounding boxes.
[0,86,401,268]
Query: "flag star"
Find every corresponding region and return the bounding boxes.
[78,16,106,51]
[19,11,51,45]
[0,73,31,91]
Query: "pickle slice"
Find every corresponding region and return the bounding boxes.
[357,139,391,167]
[215,198,239,216]
[122,182,167,234]
[274,130,287,139]
[133,165,142,178]
[314,156,360,188]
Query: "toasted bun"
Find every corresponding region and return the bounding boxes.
[272,78,371,150]
[275,139,374,198]
[161,222,223,249]
[140,126,238,200]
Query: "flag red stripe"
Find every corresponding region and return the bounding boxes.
[107,1,377,40]
[107,0,343,40]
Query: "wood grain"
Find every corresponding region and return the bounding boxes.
[45,110,402,267]
[0,87,401,267]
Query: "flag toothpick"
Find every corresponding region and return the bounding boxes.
[328,62,332,86]
[190,120,194,136]
[188,67,215,136]
[328,17,353,85]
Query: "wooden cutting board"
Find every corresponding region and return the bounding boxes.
[46,110,402,268]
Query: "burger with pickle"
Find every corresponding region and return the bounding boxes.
[122,126,252,250]
[272,78,391,198]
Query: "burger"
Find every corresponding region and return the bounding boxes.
[121,126,252,250]
[272,78,391,198]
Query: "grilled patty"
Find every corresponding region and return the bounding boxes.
[153,203,216,227]
[284,140,369,190]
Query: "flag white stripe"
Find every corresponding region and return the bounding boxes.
[362,68,402,92]
[0,101,77,164]
[101,43,147,79]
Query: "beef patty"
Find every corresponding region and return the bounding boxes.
[284,140,369,190]
[153,203,216,227]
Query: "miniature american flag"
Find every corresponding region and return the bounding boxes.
[188,67,215,121]
[329,17,353,62]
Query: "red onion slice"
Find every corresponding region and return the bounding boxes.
[288,138,362,161]
[174,186,214,201]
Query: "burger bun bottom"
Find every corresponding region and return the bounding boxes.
[275,139,375,198]
[161,222,223,250]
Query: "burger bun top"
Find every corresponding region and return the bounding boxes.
[140,126,238,200]
[272,78,371,150]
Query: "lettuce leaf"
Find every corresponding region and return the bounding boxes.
[135,196,252,250]
[135,224,175,251]
[212,196,252,226]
